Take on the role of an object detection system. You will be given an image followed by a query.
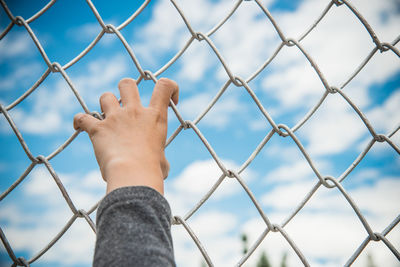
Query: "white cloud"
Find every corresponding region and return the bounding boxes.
[350,0,400,40]
[171,173,400,267]
[0,167,104,265]
[134,0,276,80]
[166,159,254,215]
[3,78,77,135]
[242,212,399,267]
[264,159,329,184]
[132,0,189,67]
[132,0,244,82]
[205,95,243,127]
[23,166,64,199]
[261,0,400,111]
[212,0,278,80]
[350,178,400,224]
[368,89,400,152]
[263,144,302,162]
[43,220,97,265]
[240,0,400,144]
[173,210,242,267]
[261,180,317,212]
[178,91,244,128]
[9,108,64,135]
[66,21,120,47]
[191,210,238,239]
[262,174,400,220]
[135,0,238,54]
[297,95,368,155]
[0,115,11,134]
[0,32,35,62]
[23,167,105,210]
[254,175,400,266]
[79,170,106,190]
[171,226,204,267]
[177,42,214,82]
[178,93,212,120]
[166,157,257,266]
[249,117,272,131]
[358,89,400,153]
[66,22,102,42]
[73,54,128,103]
[0,62,43,91]
[0,80,75,135]
[262,60,326,108]
[174,0,241,33]
[0,54,128,135]
[367,89,400,134]
[347,168,381,185]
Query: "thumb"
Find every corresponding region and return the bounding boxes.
[73,113,98,134]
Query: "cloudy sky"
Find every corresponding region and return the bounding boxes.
[0,0,399,266]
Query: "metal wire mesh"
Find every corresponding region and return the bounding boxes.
[0,0,399,266]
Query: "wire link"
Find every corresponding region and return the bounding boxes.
[0,0,398,266]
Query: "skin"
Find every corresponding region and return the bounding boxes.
[73,77,179,195]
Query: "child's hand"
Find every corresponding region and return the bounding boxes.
[73,78,179,195]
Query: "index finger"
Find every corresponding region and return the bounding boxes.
[149,78,179,111]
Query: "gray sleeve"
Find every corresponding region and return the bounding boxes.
[93,186,175,267]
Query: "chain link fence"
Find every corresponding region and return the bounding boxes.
[0,0,399,266]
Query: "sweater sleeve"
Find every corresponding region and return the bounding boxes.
[93,186,175,267]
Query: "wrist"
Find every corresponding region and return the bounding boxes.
[102,157,164,195]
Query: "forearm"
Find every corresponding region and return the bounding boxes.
[93,186,175,267]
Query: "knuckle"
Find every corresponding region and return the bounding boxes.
[128,105,141,117]
[105,110,118,121]
[73,113,88,130]
[88,124,100,136]
[73,113,82,122]
[150,108,165,122]
[73,113,86,126]
[77,115,86,125]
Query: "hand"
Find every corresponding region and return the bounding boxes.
[73,78,179,195]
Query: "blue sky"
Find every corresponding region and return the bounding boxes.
[0,0,399,266]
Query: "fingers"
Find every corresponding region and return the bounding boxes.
[118,78,142,107]
[99,92,119,114]
[73,113,98,133]
[149,78,179,112]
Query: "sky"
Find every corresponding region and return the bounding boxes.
[0,0,399,266]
